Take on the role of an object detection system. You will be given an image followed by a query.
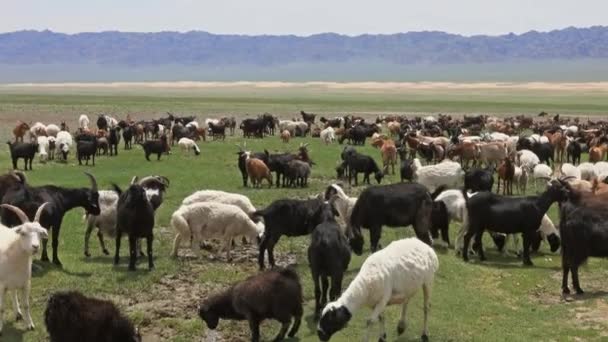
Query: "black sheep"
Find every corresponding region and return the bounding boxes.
[308,202,351,318]
[349,182,433,254]
[141,135,169,161]
[199,267,303,342]
[113,177,155,271]
[7,141,38,171]
[44,291,141,342]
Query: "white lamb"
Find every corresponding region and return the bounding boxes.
[320,127,336,144]
[45,124,60,137]
[37,136,49,163]
[178,137,200,155]
[317,237,438,342]
[79,114,90,131]
[55,131,73,161]
[325,184,357,235]
[577,162,597,181]
[170,202,265,260]
[411,158,464,192]
[182,190,256,215]
[0,203,48,334]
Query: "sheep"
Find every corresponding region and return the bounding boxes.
[516,149,539,173]
[561,163,581,180]
[317,237,438,342]
[113,177,155,271]
[280,130,291,143]
[246,157,273,188]
[178,137,200,156]
[198,267,303,342]
[141,135,169,161]
[252,196,329,269]
[0,203,48,335]
[78,115,90,131]
[7,142,38,171]
[1,173,100,266]
[321,127,336,144]
[407,158,464,192]
[45,124,60,138]
[37,136,49,163]
[55,131,72,161]
[593,161,608,181]
[324,184,357,235]
[461,180,565,265]
[171,202,264,260]
[29,122,47,138]
[44,291,141,342]
[308,202,351,318]
[349,182,433,254]
[533,164,553,190]
[578,162,596,181]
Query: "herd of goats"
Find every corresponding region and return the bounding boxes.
[2,110,608,342]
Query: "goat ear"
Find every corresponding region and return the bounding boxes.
[37,227,48,239]
[14,227,24,235]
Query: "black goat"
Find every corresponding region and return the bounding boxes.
[252,196,327,269]
[464,166,495,192]
[566,139,582,165]
[113,177,155,271]
[349,182,433,254]
[286,160,311,188]
[0,170,26,201]
[461,181,565,266]
[199,267,303,342]
[171,123,189,145]
[108,127,120,156]
[429,186,450,246]
[1,173,100,266]
[400,158,414,182]
[44,291,141,342]
[96,115,108,131]
[208,122,226,141]
[300,110,316,125]
[122,125,134,150]
[532,142,554,166]
[76,139,98,166]
[308,203,350,318]
[7,141,38,171]
[141,135,169,161]
[341,151,383,186]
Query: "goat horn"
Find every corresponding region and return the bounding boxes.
[0,204,29,223]
[234,144,244,152]
[34,202,49,222]
[131,176,138,185]
[84,172,98,192]
[560,176,576,181]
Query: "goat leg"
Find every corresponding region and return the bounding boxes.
[572,266,584,294]
[272,320,291,342]
[287,314,302,338]
[147,236,154,270]
[128,236,137,271]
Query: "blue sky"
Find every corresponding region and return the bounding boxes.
[5,0,607,36]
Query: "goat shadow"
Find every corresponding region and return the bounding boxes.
[1,321,25,342]
[563,290,608,302]
[31,261,92,279]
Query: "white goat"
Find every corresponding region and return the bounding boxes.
[411,158,464,192]
[320,127,336,144]
[170,202,264,260]
[503,215,559,255]
[79,114,90,131]
[0,203,48,334]
[178,137,200,155]
[317,238,438,342]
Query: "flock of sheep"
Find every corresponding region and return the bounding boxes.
[1,111,608,342]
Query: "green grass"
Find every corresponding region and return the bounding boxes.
[0,88,607,341]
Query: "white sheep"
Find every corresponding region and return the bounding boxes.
[533,164,553,190]
[55,131,72,161]
[79,114,90,131]
[561,163,581,180]
[170,202,264,260]
[45,124,60,137]
[577,162,597,181]
[29,122,46,138]
[181,190,256,215]
[320,126,336,144]
[0,203,48,334]
[178,137,200,155]
[325,184,357,235]
[593,161,608,181]
[317,237,438,342]
[411,158,464,192]
[516,149,540,173]
[37,136,49,163]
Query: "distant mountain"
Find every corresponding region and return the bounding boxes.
[2,26,608,66]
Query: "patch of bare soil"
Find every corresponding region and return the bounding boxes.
[112,239,296,341]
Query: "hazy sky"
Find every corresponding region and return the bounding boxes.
[4,0,607,36]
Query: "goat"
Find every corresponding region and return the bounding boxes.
[76,139,98,166]
[108,127,120,156]
[246,158,273,188]
[7,142,38,171]
[13,122,29,142]
[341,151,383,186]
[496,157,515,195]
[141,135,169,161]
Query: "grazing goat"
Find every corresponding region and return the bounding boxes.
[349,183,433,254]
[406,158,464,192]
[141,135,169,161]
[324,184,357,235]
[55,131,72,161]
[285,159,311,188]
[280,130,291,143]
[308,202,351,317]
[246,157,273,188]
[199,267,303,342]
[44,291,141,342]
[341,151,383,186]
[113,177,155,271]
[1,173,100,266]
[7,142,38,171]
[0,203,47,335]
[177,137,200,156]
[317,238,438,342]
[461,181,565,265]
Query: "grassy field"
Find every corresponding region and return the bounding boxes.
[0,85,607,342]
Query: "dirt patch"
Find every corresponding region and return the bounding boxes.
[571,300,608,336]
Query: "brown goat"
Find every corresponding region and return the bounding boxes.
[589,145,606,163]
[280,130,291,143]
[380,139,397,175]
[246,158,273,188]
[194,127,207,142]
[447,141,479,169]
[592,178,608,195]
[387,121,401,136]
[13,121,30,142]
[497,157,515,195]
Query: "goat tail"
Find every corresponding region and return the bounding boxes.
[430,185,448,200]
[170,211,190,236]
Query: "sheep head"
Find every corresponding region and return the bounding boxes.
[317,304,352,341]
